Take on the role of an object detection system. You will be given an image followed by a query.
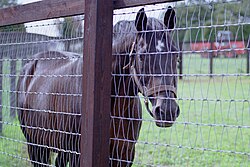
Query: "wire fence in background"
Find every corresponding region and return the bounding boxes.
[0,0,249,167]
[0,15,84,167]
[112,0,249,166]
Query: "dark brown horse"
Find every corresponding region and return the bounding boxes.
[17,7,179,167]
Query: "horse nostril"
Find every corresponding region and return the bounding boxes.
[176,106,180,117]
[154,106,162,118]
[154,106,166,120]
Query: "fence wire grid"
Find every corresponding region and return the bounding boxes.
[0,0,249,167]
[0,15,84,167]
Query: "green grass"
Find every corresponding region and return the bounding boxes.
[134,77,249,167]
[0,119,30,167]
[183,54,248,74]
[133,55,249,167]
[0,61,32,167]
[0,55,249,166]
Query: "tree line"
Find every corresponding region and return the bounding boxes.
[174,0,250,43]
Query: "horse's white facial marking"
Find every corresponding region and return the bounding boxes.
[156,40,165,52]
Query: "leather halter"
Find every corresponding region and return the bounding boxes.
[123,39,177,117]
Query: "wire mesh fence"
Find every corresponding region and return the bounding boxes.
[0,0,249,167]
[0,15,84,167]
[111,0,249,166]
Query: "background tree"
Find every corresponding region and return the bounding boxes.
[173,0,250,43]
[57,16,83,52]
[0,0,16,8]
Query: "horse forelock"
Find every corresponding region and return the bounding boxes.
[112,18,176,52]
[147,17,165,30]
[111,17,178,73]
[147,18,177,51]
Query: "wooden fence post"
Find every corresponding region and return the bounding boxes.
[10,59,16,118]
[247,50,250,74]
[179,43,183,80]
[247,39,250,74]
[81,0,113,166]
[209,41,213,78]
[0,61,2,134]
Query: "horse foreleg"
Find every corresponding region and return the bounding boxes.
[69,153,80,167]
[27,144,50,167]
[55,152,69,167]
[110,140,136,167]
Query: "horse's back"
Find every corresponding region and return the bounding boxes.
[17,51,82,149]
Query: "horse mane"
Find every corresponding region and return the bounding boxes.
[112,20,136,54]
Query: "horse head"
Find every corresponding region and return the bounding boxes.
[132,7,179,127]
[113,7,180,127]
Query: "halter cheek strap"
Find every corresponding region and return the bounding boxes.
[123,41,136,70]
[130,65,177,117]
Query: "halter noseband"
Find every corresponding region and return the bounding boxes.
[123,39,177,117]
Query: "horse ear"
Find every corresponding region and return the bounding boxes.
[164,6,176,30]
[135,8,147,31]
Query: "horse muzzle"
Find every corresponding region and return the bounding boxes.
[151,98,180,128]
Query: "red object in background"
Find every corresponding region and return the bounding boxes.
[190,41,246,58]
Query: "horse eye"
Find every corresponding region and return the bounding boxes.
[177,55,180,63]
[139,55,145,61]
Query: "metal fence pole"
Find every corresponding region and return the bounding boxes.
[81,0,113,166]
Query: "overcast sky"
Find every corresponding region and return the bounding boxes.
[18,0,40,4]
[18,0,59,36]
[17,0,171,36]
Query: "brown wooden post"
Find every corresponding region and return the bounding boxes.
[0,60,2,134]
[247,52,250,74]
[247,53,249,73]
[10,59,16,118]
[209,41,213,78]
[247,39,250,74]
[81,0,113,166]
[179,43,183,80]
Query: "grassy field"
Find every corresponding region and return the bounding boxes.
[0,61,31,167]
[134,55,249,167]
[0,55,249,166]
